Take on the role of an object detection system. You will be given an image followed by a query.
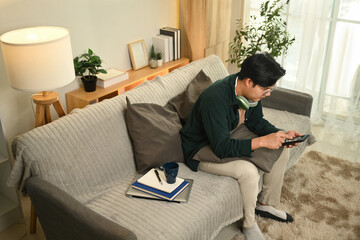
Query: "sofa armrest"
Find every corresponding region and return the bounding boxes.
[26,177,137,240]
[261,87,313,117]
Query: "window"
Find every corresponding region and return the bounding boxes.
[250,0,360,122]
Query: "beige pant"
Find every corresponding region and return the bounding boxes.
[198,148,289,228]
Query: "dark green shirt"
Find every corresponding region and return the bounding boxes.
[180,74,280,171]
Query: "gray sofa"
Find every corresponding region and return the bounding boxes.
[8,55,315,240]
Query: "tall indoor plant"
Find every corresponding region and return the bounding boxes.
[73,48,107,92]
[228,0,295,68]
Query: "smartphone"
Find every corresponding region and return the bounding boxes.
[282,134,310,146]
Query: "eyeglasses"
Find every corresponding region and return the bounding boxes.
[260,85,277,96]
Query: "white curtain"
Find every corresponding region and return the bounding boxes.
[323,22,360,142]
[279,0,360,143]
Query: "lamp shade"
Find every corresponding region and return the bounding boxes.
[0,26,75,92]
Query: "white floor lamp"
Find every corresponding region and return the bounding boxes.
[0,26,75,127]
[0,26,75,233]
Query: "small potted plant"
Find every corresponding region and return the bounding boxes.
[156,52,163,67]
[73,48,107,92]
[149,45,158,69]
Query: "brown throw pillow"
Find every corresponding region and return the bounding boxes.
[167,70,213,123]
[125,97,184,173]
[193,124,284,173]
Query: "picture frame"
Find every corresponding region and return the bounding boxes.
[128,40,148,70]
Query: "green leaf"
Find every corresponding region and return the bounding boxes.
[73,49,106,77]
[264,1,269,12]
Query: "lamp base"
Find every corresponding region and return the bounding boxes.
[32,91,66,127]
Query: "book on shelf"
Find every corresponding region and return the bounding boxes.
[163,27,180,59]
[160,27,180,60]
[96,69,129,88]
[156,34,174,62]
[152,35,169,63]
[132,179,189,201]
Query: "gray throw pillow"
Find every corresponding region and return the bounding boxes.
[193,124,284,173]
[125,97,184,173]
[167,70,213,123]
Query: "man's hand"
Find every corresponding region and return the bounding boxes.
[251,131,292,150]
[283,130,302,148]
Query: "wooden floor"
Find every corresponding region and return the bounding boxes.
[0,195,45,240]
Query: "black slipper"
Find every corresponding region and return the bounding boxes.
[255,208,294,223]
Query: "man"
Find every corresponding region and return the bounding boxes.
[180,53,302,240]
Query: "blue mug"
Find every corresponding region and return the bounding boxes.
[159,162,179,184]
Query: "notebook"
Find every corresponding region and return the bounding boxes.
[137,168,184,193]
[126,174,193,203]
[132,180,189,201]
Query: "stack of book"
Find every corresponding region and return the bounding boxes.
[152,27,181,64]
[96,69,129,88]
[132,168,189,201]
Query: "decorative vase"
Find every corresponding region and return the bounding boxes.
[149,58,158,69]
[81,76,98,92]
[157,59,163,67]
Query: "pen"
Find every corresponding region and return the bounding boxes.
[154,169,163,185]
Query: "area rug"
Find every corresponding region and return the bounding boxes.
[232,150,360,240]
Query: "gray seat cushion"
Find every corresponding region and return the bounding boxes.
[85,164,243,240]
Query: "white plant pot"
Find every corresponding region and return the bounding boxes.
[157,59,163,67]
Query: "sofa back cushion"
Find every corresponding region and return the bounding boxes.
[122,55,229,105]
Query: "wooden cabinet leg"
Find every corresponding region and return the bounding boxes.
[30,203,37,234]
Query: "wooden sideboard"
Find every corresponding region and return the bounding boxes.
[66,58,189,112]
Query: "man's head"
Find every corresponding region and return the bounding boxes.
[238,53,286,88]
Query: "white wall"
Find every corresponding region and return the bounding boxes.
[0,0,177,143]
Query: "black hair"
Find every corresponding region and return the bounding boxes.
[237,53,286,87]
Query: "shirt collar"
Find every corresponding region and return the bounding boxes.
[228,74,239,106]
[235,76,238,96]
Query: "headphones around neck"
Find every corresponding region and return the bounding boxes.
[237,96,258,110]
